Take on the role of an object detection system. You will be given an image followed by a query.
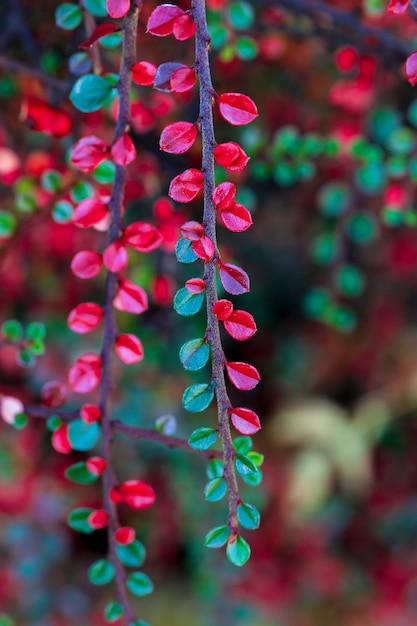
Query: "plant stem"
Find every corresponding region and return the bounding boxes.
[192,0,240,534]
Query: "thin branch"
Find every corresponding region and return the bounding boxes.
[192,0,240,536]
[0,55,69,91]
[98,4,138,624]
[24,405,80,421]
[113,421,223,459]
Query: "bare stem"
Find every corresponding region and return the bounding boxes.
[192,0,240,535]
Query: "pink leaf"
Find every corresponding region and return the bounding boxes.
[214,142,249,171]
[88,510,109,529]
[115,527,136,545]
[192,235,214,262]
[86,456,107,475]
[106,0,130,19]
[79,22,121,49]
[123,222,163,252]
[110,480,156,510]
[72,198,108,229]
[223,310,257,341]
[52,423,71,454]
[103,240,128,272]
[67,303,104,334]
[131,61,157,86]
[180,220,204,241]
[115,333,144,364]
[160,121,197,154]
[68,354,102,393]
[147,4,184,36]
[226,362,260,391]
[219,202,252,232]
[170,66,196,93]
[172,12,196,40]
[219,263,250,295]
[212,299,233,321]
[111,132,136,166]
[71,250,103,279]
[70,135,109,172]
[406,51,417,86]
[169,168,204,202]
[113,279,149,314]
[218,92,258,126]
[80,404,102,423]
[213,182,236,210]
[230,407,261,435]
[388,0,408,13]
[154,62,185,92]
[185,277,206,293]
[1,396,24,425]
[41,381,67,407]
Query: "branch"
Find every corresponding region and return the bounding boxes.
[0,55,69,91]
[24,405,80,421]
[193,0,240,536]
[113,421,223,459]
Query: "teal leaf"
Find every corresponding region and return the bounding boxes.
[182,383,214,413]
[84,0,108,16]
[204,477,227,502]
[206,459,223,479]
[126,572,154,596]
[174,288,204,316]
[233,436,252,454]
[179,338,210,371]
[68,508,94,534]
[88,558,115,585]
[104,601,123,622]
[0,212,16,237]
[55,3,83,29]
[235,454,258,475]
[64,461,98,484]
[226,535,251,566]
[241,467,262,486]
[247,450,264,467]
[175,237,198,263]
[68,420,101,451]
[205,525,230,548]
[116,539,146,568]
[26,321,46,339]
[237,502,260,529]
[188,427,217,450]
[70,74,112,112]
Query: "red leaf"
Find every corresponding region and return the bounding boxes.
[68,354,102,393]
[192,235,214,262]
[103,240,128,272]
[111,132,136,166]
[21,97,72,138]
[169,168,204,202]
[219,202,252,232]
[114,279,149,314]
[147,4,184,36]
[218,92,258,126]
[170,66,196,93]
[214,142,249,171]
[406,51,417,86]
[41,381,67,407]
[213,182,236,209]
[110,480,156,510]
[223,310,257,341]
[52,423,71,454]
[79,22,121,48]
[123,222,163,252]
[388,0,408,13]
[115,527,136,545]
[185,277,206,293]
[131,100,155,133]
[180,220,204,241]
[115,333,144,364]
[67,303,104,334]
[88,510,109,529]
[219,263,250,295]
[212,299,233,321]
[86,456,107,475]
[225,362,260,391]
[71,251,103,279]
[80,404,102,423]
[1,396,24,425]
[106,0,130,18]
[172,12,196,40]
[154,62,186,91]
[72,198,108,229]
[230,407,261,435]
[131,61,157,85]
[70,135,109,172]
[160,121,197,154]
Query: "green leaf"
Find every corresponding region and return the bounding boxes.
[226,535,251,566]
[188,427,217,450]
[174,288,204,316]
[233,436,252,454]
[100,32,123,48]
[94,160,116,184]
[2,319,23,341]
[241,467,262,486]
[237,502,260,529]
[247,451,264,467]
[55,3,83,29]
[28,338,45,355]
[126,572,154,596]
[205,525,230,548]
[70,74,112,112]
[0,211,16,237]
[88,558,115,585]
[68,508,94,534]
[116,539,146,568]
[65,461,98,484]
[235,35,258,60]
[104,601,123,622]
[130,621,150,626]
[68,419,101,451]
[227,1,254,29]
[13,413,27,430]
[235,454,258,475]
[204,477,227,502]
[84,0,108,16]
[206,459,223,479]
[41,170,62,192]
[179,338,210,371]
[70,180,94,202]
[53,200,73,223]
[25,322,46,340]
[182,383,214,413]
[175,237,198,263]
[46,416,62,432]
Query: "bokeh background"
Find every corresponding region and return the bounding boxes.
[2,0,417,624]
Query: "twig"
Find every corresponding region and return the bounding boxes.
[192,0,240,536]
[0,55,69,91]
